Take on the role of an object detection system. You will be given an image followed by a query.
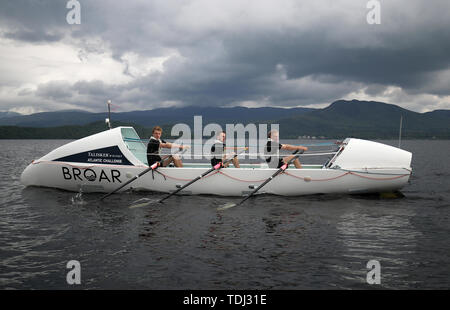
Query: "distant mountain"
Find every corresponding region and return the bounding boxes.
[0,121,158,139]
[1,100,449,139]
[0,110,100,127]
[277,100,450,138]
[423,109,450,119]
[0,106,314,128]
[0,111,21,119]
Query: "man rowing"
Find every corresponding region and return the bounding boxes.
[147,126,189,167]
[265,130,308,169]
[210,131,242,168]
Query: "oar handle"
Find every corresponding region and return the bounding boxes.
[222,148,247,164]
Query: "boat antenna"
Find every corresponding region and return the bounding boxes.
[398,115,403,149]
[105,100,112,130]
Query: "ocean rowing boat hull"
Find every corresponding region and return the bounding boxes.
[20,127,413,196]
[21,163,411,196]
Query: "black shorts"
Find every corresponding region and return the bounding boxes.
[147,155,162,166]
[211,158,222,167]
[277,159,284,168]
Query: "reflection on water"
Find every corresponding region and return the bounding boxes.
[0,188,71,288]
[336,201,422,288]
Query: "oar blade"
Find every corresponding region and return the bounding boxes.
[217,202,237,211]
[129,198,159,209]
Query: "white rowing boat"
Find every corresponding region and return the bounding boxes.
[20,126,412,196]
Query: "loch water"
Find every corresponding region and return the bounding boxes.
[0,139,449,289]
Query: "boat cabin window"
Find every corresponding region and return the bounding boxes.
[121,127,148,165]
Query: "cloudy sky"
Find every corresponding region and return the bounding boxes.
[1,0,449,114]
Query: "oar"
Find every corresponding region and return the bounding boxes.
[100,151,183,201]
[218,150,303,210]
[158,149,247,204]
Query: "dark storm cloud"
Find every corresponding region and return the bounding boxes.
[218,22,450,95]
[1,0,450,112]
[35,80,124,104]
[0,0,68,36]
[3,30,64,43]
[35,81,74,100]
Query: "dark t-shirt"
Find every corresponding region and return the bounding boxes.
[265,140,284,168]
[147,136,166,165]
[211,141,226,167]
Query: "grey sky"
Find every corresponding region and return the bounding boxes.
[0,0,449,114]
